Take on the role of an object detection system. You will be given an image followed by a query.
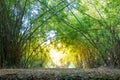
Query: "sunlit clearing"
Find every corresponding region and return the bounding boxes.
[50,49,66,67]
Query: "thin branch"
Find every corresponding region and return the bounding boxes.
[19,0,65,43]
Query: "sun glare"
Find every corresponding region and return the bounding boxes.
[50,49,65,66]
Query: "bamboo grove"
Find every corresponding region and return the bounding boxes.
[0,0,120,68]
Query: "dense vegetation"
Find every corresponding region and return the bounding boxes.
[0,0,120,68]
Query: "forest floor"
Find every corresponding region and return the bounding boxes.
[0,67,120,80]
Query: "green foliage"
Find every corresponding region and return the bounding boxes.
[0,0,120,68]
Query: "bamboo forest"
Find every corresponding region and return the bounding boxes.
[0,0,120,79]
